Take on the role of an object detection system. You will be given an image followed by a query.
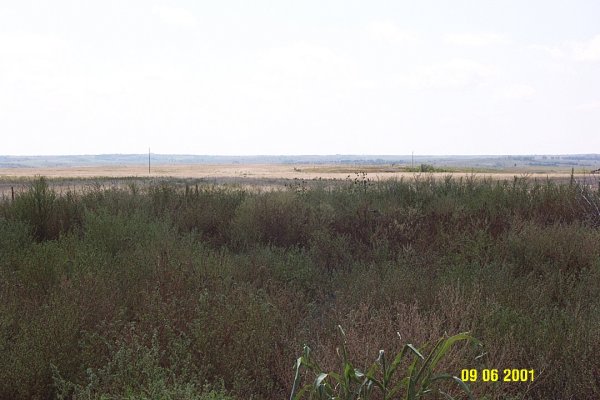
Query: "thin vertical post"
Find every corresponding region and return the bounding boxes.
[148,148,151,174]
[11,186,14,202]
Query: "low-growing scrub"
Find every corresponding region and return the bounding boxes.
[0,176,599,399]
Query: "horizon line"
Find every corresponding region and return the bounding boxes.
[2,153,599,158]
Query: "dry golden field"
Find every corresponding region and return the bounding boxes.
[0,163,587,180]
[0,163,597,198]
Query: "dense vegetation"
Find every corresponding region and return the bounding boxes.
[1,176,599,399]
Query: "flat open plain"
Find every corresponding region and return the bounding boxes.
[0,163,588,180]
[1,163,597,197]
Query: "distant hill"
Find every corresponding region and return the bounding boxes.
[0,154,599,169]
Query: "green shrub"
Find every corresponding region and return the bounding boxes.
[0,217,32,269]
[189,283,289,397]
[53,327,234,400]
[174,189,245,246]
[13,177,58,241]
[308,228,354,271]
[231,192,312,248]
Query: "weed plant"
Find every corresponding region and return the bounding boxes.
[290,326,479,400]
[0,176,599,399]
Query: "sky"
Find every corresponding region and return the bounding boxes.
[1,0,599,156]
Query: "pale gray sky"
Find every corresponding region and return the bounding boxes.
[1,1,599,155]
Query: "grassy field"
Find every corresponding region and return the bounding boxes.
[1,175,599,399]
[1,163,598,199]
[0,162,594,179]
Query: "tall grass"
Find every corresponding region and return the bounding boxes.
[0,176,599,399]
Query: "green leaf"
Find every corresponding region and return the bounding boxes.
[315,372,329,388]
[388,376,410,399]
[427,375,474,400]
[429,333,477,373]
[415,333,476,391]
[386,343,423,385]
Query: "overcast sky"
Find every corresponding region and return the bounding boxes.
[2,1,599,156]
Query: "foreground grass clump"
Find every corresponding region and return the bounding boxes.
[290,326,479,400]
[0,176,599,399]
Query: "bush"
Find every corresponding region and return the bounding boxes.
[53,327,234,400]
[13,177,58,241]
[231,192,312,248]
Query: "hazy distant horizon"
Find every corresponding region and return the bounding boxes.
[2,153,599,169]
[3,153,600,158]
